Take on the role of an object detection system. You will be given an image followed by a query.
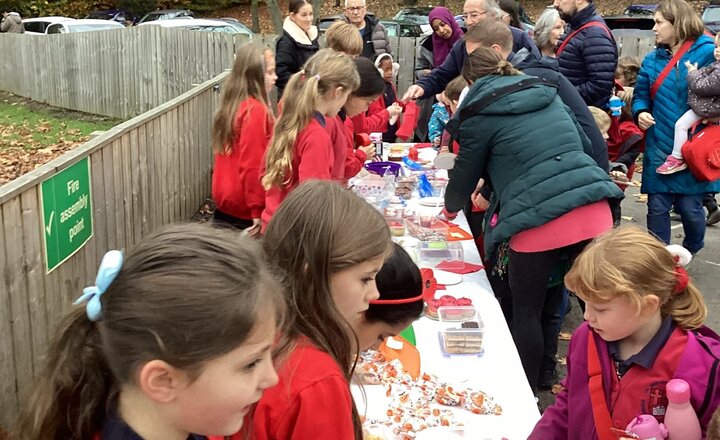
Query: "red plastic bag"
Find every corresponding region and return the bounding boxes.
[682,122,720,182]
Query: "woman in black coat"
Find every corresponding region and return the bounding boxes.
[275,0,320,97]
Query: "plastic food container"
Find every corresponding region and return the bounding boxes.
[405,217,448,241]
[395,176,417,200]
[438,306,484,356]
[417,240,463,269]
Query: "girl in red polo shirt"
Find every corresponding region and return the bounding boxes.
[211,44,277,236]
[261,49,359,225]
[255,180,393,440]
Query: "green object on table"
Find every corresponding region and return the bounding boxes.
[400,324,416,346]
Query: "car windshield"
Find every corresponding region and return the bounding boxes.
[142,13,165,22]
[704,7,720,22]
[394,13,428,25]
[68,24,120,32]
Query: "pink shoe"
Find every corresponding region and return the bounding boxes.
[657,156,687,174]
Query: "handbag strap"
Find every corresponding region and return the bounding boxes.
[556,21,612,57]
[651,39,694,99]
[587,330,617,440]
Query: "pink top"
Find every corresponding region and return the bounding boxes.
[509,201,612,253]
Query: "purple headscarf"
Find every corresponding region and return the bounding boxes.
[428,7,464,68]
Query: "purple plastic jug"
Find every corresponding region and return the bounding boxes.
[665,379,701,440]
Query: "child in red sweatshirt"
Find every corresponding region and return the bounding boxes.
[211,45,277,236]
[261,49,360,226]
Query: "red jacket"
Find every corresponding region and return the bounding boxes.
[212,97,273,220]
[354,94,391,134]
[251,341,354,440]
[262,115,334,226]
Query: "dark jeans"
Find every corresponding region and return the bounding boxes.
[542,285,569,376]
[647,193,706,253]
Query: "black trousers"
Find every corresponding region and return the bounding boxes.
[490,240,589,393]
[213,209,252,230]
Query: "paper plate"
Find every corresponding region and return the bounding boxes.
[433,270,462,285]
[418,197,445,207]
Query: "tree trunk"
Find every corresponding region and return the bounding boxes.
[312,0,323,23]
[402,0,418,6]
[266,0,284,34]
[251,0,260,33]
[437,0,445,5]
[335,0,341,7]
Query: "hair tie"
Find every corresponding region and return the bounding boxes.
[73,250,123,321]
[665,244,692,295]
[369,268,437,305]
[314,74,321,81]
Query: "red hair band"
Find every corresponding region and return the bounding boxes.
[370,268,437,305]
[674,266,690,294]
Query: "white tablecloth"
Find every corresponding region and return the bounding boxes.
[352,196,540,439]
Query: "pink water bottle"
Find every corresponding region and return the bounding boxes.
[665,379,701,440]
[626,415,668,439]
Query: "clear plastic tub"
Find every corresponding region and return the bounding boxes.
[405,217,449,241]
[437,306,484,356]
[417,240,463,269]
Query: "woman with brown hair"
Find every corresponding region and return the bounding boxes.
[632,0,718,254]
[275,0,319,96]
[445,47,622,392]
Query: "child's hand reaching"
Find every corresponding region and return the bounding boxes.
[387,103,403,119]
[359,143,376,160]
[685,60,698,72]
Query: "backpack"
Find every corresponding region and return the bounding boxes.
[681,121,720,182]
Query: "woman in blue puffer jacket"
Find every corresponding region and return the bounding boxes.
[633,0,720,254]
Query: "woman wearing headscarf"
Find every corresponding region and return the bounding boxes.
[415,6,464,141]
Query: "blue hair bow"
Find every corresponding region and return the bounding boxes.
[73,250,123,321]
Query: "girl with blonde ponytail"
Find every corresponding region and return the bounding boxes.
[261,49,360,227]
[532,226,720,439]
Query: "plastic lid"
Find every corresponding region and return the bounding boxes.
[666,378,691,403]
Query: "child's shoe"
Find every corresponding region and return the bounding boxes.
[656,156,687,174]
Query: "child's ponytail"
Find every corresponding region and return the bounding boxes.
[15,308,113,440]
[663,245,707,329]
[262,49,359,190]
[262,70,319,189]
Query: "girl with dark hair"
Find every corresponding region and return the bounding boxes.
[211,44,277,234]
[355,243,427,350]
[253,180,393,440]
[275,0,319,96]
[329,56,386,180]
[15,224,285,440]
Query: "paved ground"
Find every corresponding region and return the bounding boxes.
[537,183,720,410]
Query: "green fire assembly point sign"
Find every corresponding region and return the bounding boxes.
[41,157,93,273]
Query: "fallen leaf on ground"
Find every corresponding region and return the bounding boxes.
[557,357,567,365]
[558,332,572,341]
[551,384,565,395]
[621,216,634,221]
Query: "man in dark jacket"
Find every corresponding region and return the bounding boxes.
[554,0,617,107]
[474,19,609,171]
[343,0,391,59]
[402,0,539,100]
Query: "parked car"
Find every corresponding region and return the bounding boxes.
[380,20,424,38]
[393,7,433,34]
[623,4,658,15]
[85,9,136,25]
[138,18,253,39]
[46,19,124,34]
[316,13,377,34]
[703,3,720,34]
[138,9,194,24]
[22,16,75,34]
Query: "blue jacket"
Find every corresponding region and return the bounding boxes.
[428,102,450,142]
[632,35,720,195]
[557,3,617,107]
[417,27,540,97]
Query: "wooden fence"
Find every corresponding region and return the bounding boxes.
[0,71,227,428]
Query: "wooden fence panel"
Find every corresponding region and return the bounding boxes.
[0,73,224,428]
